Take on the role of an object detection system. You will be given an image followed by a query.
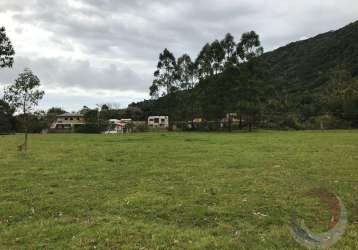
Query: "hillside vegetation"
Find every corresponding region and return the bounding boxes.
[263,20,358,92]
[130,21,358,130]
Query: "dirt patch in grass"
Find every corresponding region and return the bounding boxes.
[305,188,341,228]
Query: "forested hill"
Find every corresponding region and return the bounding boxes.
[130,21,358,129]
[262,20,358,92]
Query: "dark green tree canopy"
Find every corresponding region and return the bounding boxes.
[195,43,213,79]
[237,31,264,61]
[0,27,15,68]
[221,33,238,67]
[150,48,178,98]
[177,54,197,90]
[0,99,15,133]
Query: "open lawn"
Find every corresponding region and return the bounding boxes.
[0,131,357,249]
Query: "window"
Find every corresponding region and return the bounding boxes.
[70,117,73,121]
[65,118,68,120]
[154,118,159,123]
[149,119,154,122]
[161,119,165,122]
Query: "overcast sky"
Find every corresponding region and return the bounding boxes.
[1,0,358,111]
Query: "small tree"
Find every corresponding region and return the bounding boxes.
[4,68,44,151]
[0,26,15,68]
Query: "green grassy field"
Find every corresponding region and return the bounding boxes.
[0,131,357,249]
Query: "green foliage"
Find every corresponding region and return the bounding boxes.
[46,107,66,127]
[306,114,351,130]
[0,26,15,68]
[4,68,44,150]
[237,31,264,61]
[150,48,178,97]
[15,111,48,133]
[144,31,267,131]
[4,68,44,112]
[74,123,102,133]
[0,99,15,134]
[262,21,358,91]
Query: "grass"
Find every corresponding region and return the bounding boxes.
[0,131,357,249]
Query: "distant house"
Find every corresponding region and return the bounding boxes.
[50,113,85,132]
[105,119,132,134]
[148,116,169,129]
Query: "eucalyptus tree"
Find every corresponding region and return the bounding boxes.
[177,54,198,121]
[4,69,44,151]
[237,31,264,62]
[210,40,225,75]
[150,48,178,98]
[236,31,265,131]
[195,43,213,80]
[221,33,238,68]
[0,26,15,68]
[149,48,179,126]
[177,54,197,91]
[0,26,15,133]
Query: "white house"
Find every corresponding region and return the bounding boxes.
[148,116,169,129]
[50,113,85,131]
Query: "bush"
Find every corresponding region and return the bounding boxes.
[306,114,351,129]
[74,123,101,133]
[133,122,149,132]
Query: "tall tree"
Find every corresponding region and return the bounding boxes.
[0,27,15,68]
[177,54,196,91]
[150,49,179,127]
[4,68,44,151]
[195,43,213,79]
[221,33,238,68]
[236,31,265,131]
[0,26,15,133]
[150,48,178,97]
[237,31,263,62]
[177,54,198,122]
[210,40,225,74]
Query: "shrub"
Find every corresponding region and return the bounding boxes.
[306,114,351,129]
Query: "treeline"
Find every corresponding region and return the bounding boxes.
[130,29,358,130]
[133,31,268,131]
[0,104,148,134]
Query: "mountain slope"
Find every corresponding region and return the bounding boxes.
[262,20,358,92]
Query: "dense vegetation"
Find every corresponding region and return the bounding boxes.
[131,21,358,130]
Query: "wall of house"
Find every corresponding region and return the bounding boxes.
[148,116,169,128]
[51,116,85,129]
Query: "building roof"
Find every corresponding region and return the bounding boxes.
[57,112,84,117]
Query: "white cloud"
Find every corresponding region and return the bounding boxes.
[0,0,358,109]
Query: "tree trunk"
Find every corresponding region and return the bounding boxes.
[23,102,28,152]
[239,115,242,130]
[228,115,232,132]
[24,127,28,151]
[248,115,252,132]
